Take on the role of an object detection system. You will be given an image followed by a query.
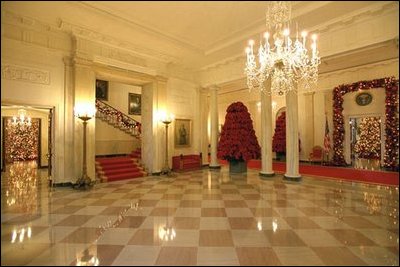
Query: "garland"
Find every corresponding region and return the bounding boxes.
[332,77,399,170]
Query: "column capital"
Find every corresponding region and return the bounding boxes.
[63,56,74,67]
[208,84,220,91]
[73,56,94,68]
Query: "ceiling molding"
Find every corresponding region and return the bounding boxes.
[309,1,396,34]
[60,20,179,65]
[76,1,204,54]
[92,56,157,76]
[204,1,333,56]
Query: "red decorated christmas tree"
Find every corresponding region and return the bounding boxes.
[272,111,301,154]
[217,102,261,161]
[272,112,286,153]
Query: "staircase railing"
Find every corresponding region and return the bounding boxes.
[95,99,141,138]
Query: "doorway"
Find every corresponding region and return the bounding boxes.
[349,116,383,170]
[1,106,53,181]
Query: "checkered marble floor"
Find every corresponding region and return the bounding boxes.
[1,163,399,266]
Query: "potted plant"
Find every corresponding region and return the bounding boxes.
[217,102,261,173]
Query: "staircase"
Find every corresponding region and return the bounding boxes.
[96,148,146,182]
[95,99,141,138]
[95,100,146,182]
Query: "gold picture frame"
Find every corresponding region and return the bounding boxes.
[174,119,191,148]
[128,93,141,115]
[95,79,108,101]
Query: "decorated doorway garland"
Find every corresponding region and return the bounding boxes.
[332,77,399,170]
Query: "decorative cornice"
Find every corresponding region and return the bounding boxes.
[92,55,157,76]
[59,20,179,65]
[1,64,50,85]
[320,58,398,80]
[200,1,398,72]
[314,1,397,34]
[76,1,204,54]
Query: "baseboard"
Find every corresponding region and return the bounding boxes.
[52,182,74,187]
[96,154,129,158]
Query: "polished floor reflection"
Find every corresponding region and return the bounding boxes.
[1,161,399,266]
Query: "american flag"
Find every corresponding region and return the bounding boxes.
[324,116,331,153]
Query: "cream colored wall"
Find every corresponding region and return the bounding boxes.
[95,82,141,155]
[1,108,49,167]
[105,82,142,123]
[167,78,200,158]
[1,39,71,183]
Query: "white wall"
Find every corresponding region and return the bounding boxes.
[104,82,142,123]
[95,82,141,155]
[167,78,201,158]
[1,39,70,183]
[1,108,49,167]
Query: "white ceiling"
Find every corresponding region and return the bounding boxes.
[79,1,383,53]
[2,1,398,71]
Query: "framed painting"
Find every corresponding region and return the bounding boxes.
[95,79,108,101]
[128,93,141,115]
[174,119,191,148]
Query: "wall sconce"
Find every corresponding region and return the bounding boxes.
[74,103,96,190]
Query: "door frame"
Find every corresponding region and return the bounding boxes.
[345,114,385,165]
[1,104,54,178]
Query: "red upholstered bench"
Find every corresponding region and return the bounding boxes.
[172,154,202,172]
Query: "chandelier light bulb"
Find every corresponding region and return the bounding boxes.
[312,34,317,41]
[264,32,270,39]
[283,28,290,36]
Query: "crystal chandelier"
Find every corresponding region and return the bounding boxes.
[11,109,32,127]
[245,1,321,95]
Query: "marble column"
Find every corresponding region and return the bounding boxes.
[284,89,301,181]
[209,85,220,169]
[259,84,275,177]
[142,77,168,174]
[200,88,209,165]
[62,56,75,183]
[73,57,96,183]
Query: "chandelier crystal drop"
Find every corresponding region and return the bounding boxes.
[245,1,321,95]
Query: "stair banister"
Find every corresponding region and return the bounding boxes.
[95,99,141,138]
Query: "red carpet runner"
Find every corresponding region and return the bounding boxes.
[96,148,146,182]
[218,159,398,186]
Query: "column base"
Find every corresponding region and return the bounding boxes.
[283,174,302,182]
[73,175,94,190]
[209,165,221,170]
[259,172,275,178]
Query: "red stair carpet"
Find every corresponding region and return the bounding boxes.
[217,159,398,186]
[96,148,146,182]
